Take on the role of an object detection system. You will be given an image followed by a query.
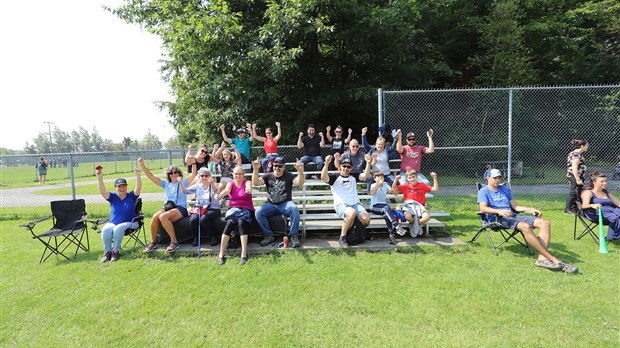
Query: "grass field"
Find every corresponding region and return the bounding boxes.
[1,197,618,346]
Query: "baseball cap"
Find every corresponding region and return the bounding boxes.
[273,157,285,164]
[406,132,416,139]
[237,128,247,134]
[114,178,128,186]
[340,157,352,165]
[488,169,502,178]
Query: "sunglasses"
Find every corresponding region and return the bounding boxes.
[170,171,179,175]
[200,174,210,177]
[350,145,359,148]
[407,138,416,141]
[341,165,352,169]
[335,130,342,133]
[273,164,284,168]
[200,149,207,153]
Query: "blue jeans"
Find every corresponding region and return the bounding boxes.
[255,201,300,236]
[299,155,324,171]
[101,221,138,252]
[370,203,399,233]
[261,153,280,172]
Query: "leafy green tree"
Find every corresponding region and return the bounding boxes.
[141,129,163,150]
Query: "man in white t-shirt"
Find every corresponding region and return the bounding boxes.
[321,154,372,247]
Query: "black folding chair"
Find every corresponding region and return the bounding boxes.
[573,202,608,242]
[20,199,90,263]
[91,197,147,249]
[470,183,533,256]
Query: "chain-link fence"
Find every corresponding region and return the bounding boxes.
[378,85,620,199]
[2,85,619,214]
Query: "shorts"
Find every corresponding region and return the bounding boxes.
[402,200,427,217]
[335,203,366,219]
[498,215,536,230]
[168,206,188,218]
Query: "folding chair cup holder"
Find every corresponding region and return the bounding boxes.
[20,199,90,263]
[471,183,533,256]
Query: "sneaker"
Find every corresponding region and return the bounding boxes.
[100,251,112,263]
[535,259,563,271]
[559,262,579,274]
[291,235,301,248]
[417,226,424,236]
[240,255,248,265]
[110,250,120,262]
[260,235,275,246]
[209,237,219,246]
[144,242,158,253]
[395,226,407,236]
[166,242,180,253]
[338,236,349,248]
[217,256,226,265]
[388,234,397,245]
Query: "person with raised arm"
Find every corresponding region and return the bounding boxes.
[185,167,222,247]
[392,170,438,238]
[326,125,352,165]
[220,123,253,164]
[395,128,435,185]
[251,121,282,173]
[297,124,325,179]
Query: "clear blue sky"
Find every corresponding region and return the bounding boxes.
[0,0,175,150]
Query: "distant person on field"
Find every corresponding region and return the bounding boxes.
[565,138,589,214]
[580,171,620,241]
[297,124,325,178]
[35,157,48,185]
[251,122,282,172]
[395,129,435,185]
[393,170,438,238]
[139,157,197,253]
[478,169,578,274]
[220,123,253,164]
[321,154,372,248]
[252,157,305,248]
[95,165,141,262]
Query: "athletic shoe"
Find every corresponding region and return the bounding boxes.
[260,235,275,246]
[417,226,424,236]
[144,242,158,253]
[217,256,226,265]
[534,259,563,271]
[240,255,248,265]
[290,235,301,248]
[338,236,349,248]
[100,251,112,263]
[110,250,120,262]
[388,234,397,245]
[563,209,575,215]
[395,226,407,236]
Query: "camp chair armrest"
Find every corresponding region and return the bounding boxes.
[130,214,145,224]
[19,215,54,229]
[88,218,109,231]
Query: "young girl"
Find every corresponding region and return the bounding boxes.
[369,171,406,244]
[392,170,438,237]
[213,142,242,193]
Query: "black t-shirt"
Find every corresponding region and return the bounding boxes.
[302,135,321,156]
[330,138,345,155]
[263,172,296,204]
[187,156,209,173]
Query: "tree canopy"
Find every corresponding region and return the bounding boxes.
[111,0,620,145]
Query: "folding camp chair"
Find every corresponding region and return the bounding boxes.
[470,183,533,256]
[573,202,608,242]
[91,197,147,249]
[20,199,90,263]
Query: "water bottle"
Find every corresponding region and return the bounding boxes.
[283,236,289,248]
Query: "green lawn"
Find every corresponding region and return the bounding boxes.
[1,198,618,346]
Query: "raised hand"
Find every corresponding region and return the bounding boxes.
[252,123,257,129]
[427,129,434,137]
[361,127,368,135]
[294,159,304,171]
[318,132,324,138]
[348,128,352,134]
[364,153,371,162]
[252,158,261,170]
[137,157,144,164]
[430,172,438,178]
[219,124,226,131]
[326,125,331,132]
[176,176,183,183]
[395,175,401,183]
[325,155,333,164]
[299,132,304,138]
[334,152,341,160]
[275,121,281,127]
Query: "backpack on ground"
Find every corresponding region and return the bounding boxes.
[346,216,369,245]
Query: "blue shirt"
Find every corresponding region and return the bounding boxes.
[477,185,514,220]
[107,191,139,224]
[370,182,390,208]
[160,179,189,208]
[232,138,251,160]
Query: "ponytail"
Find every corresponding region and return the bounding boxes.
[570,139,587,149]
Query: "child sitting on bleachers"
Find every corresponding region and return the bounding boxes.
[369,171,406,244]
[392,170,438,237]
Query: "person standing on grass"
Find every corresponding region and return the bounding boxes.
[252,156,305,248]
[220,123,253,164]
[565,138,589,214]
[298,124,325,179]
[478,169,578,274]
[251,122,282,173]
[393,170,438,238]
[139,157,197,253]
[216,166,253,265]
[321,154,372,248]
[369,170,406,245]
[95,165,141,262]
[35,157,48,185]
[395,129,435,185]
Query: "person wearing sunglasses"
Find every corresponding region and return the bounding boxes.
[252,157,305,248]
[321,154,372,247]
[185,167,222,247]
[220,123,254,164]
[325,125,352,169]
[185,144,214,174]
[138,157,197,253]
[251,122,282,173]
[395,128,435,185]
[333,139,366,174]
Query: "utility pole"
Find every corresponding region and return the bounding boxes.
[44,121,54,154]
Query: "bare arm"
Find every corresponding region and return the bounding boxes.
[580,190,599,209]
[391,176,401,197]
[220,124,231,143]
[95,168,110,200]
[325,126,333,142]
[609,192,620,208]
[185,145,196,165]
[319,132,326,147]
[297,132,304,149]
[251,159,265,186]
[321,156,332,183]
[251,124,266,142]
[246,123,254,142]
[344,128,352,144]
[137,157,161,186]
[369,179,382,196]
[293,159,305,186]
[429,172,438,192]
[217,182,232,200]
[510,200,541,217]
[273,122,282,142]
[426,129,435,154]
[134,168,142,196]
[333,152,342,168]
[358,154,373,182]
[395,129,403,154]
[186,163,197,184]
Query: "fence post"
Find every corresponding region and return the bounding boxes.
[377,88,384,127]
[68,153,76,200]
[507,88,513,188]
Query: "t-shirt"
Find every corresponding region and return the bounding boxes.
[566,150,586,179]
[160,179,189,208]
[330,138,345,155]
[302,135,322,156]
[328,173,360,207]
[263,172,295,204]
[187,156,209,173]
[477,185,514,220]
[218,160,236,179]
[229,179,254,211]
[396,182,432,206]
[340,151,366,173]
[107,191,139,224]
[264,138,278,154]
[185,184,220,209]
[400,145,428,172]
[370,182,390,208]
[372,150,391,175]
[36,161,48,174]
[232,138,251,160]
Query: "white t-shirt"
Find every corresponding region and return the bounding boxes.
[328,173,360,207]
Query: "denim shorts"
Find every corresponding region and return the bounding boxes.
[335,203,366,219]
[498,215,536,230]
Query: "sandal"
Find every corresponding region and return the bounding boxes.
[535,259,563,271]
[166,242,180,253]
[559,262,579,274]
[144,242,158,253]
